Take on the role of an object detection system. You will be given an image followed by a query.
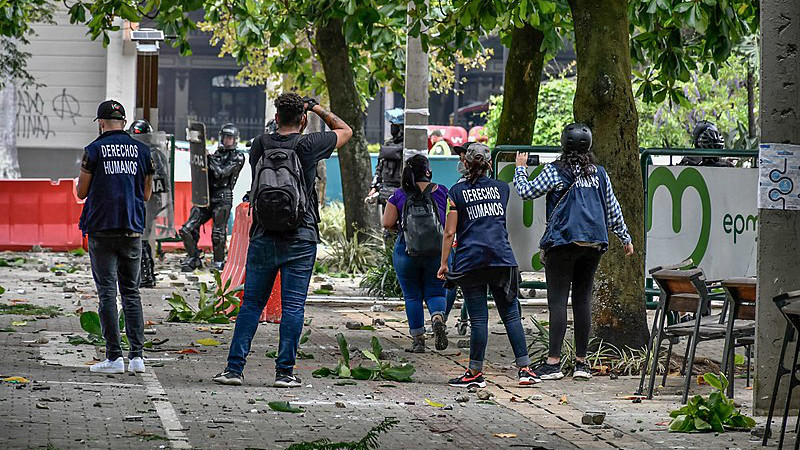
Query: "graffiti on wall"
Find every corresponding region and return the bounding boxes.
[16,88,81,140]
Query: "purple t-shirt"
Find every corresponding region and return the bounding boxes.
[388,184,449,228]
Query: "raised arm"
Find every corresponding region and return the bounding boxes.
[311,105,352,149]
[513,155,562,200]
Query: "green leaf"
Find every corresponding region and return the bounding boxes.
[362,350,379,364]
[119,3,141,23]
[312,367,333,378]
[371,336,383,360]
[196,338,221,346]
[703,373,723,390]
[734,354,745,366]
[118,310,125,332]
[351,366,377,380]
[267,401,303,413]
[694,417,712,431]
[297,351,315,360]
[380,364,415,382]
[299,329,311,345]
[0,286,4,295]
[337,364,351,379]
[79,311,102,336]
[336,333,350,367]
[265,350,278,358]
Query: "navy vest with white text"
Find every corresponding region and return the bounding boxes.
[79,130,151,234]
[449,175,517,273]
[541,163,610,251]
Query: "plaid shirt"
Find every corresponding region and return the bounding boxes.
[513,164,632,244]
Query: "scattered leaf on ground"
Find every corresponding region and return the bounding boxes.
[493,433,517,438]
[177,349,200,354]
[2,376,30,384]
[334,380,357,386]
[195,338,221,346]
[11,321,26,326]
[265,350,278,358]
[559,394,569,404]
[267,401,304,413]
[424,398,446,408]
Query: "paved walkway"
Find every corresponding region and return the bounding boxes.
[0,251,775,449]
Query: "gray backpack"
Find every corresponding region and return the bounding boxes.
[251,135,307,231]
[402,184,444,256]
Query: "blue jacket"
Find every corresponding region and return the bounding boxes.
[79,130,154,235]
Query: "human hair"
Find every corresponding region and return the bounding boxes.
[274,93,305,127]
[99,118,126,130]
[465,155,490,183]
[557,149,597,178]
[401,154,432,195]
[430,130,443,138]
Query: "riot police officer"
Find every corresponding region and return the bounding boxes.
[679,120,732,167]
[128,119,158,287]
[179,123,245,272]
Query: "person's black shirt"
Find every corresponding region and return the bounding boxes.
[248,131,337,242]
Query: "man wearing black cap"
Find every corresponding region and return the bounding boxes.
[77,100,155,374]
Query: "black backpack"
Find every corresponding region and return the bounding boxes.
[378,143,403,200]
[402,184,444,257]
[251,135,307,231]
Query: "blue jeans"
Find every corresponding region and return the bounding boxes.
[445,251,458,320]
[461,283,530,372]
[226,236,317,374]
[393,238,446,336]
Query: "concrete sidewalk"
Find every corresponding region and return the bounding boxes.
[0,251,773,449]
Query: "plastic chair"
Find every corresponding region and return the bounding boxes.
[763,290,800,449]
[719,278,757,398]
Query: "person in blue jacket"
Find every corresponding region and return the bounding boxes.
[513,123,634,381]
[438,143,541,388]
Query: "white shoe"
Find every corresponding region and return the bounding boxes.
[128,357,146,373]
[90,357,124,374]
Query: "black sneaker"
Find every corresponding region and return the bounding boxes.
[212,370,243,386]
[448,370,487,388]
[573,361,592,380]
[432,318,449,351]
[533,362,565,380]
[518,366,542,386]
[274,371,302,388]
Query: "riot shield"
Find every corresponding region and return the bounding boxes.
[131,131,175,240]
[187,121,210,207]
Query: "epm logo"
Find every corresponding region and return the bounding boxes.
[647,167,711,266]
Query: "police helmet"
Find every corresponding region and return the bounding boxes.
[128,119,153,135]
[219,123,240,150]
[561,123,592,153]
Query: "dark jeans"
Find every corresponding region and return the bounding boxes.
[461,283,530,372]
[543,244,603,359]
[226,236,316,374]
[88,235,145,360]
[393,238,446,336]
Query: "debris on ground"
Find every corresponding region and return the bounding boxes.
[2,376,30,384]
[345,321,363,330]
[581,411,606,425]
[476,390,494,401]
[454,395,469,403]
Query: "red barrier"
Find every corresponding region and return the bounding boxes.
[0,179,84,251]
[221,202,282,323]
[162,181,212,250]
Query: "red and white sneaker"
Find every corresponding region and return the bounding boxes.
[448,370,487,388]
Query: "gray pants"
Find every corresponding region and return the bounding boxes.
[88,235,146,360]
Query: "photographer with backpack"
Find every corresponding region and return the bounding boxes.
[438,144,540,388]
[213,93,352,388]
[365,108,404,205]
[382,155,449,353]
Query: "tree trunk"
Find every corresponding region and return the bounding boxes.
[568,0,648,349]
[316,19,377,237]
[496,25,546,145]
[403,1,429,157]
[0,83,21,178]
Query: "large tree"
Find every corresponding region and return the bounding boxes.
[57,0,411,238]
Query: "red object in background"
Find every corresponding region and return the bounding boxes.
[468,126,488,143]
[220,202,282,323]
[426,125,468,151]
[0,179,84,251]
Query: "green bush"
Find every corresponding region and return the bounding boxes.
[668,373,756,432]
[484,55,756,150]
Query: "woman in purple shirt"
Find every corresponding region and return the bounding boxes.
[383,155,449,353]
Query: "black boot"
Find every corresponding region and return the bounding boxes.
[181,254,203,272]
[139,241,156,288]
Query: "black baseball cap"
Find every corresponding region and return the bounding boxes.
[95,100,126,121]
[453,142,471,155]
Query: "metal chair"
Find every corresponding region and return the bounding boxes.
[763,290,800,449]
[719,278,757,398]
[646,268,729,404]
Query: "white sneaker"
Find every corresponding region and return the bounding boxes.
[128,357,146,373]
[90,357,124,374]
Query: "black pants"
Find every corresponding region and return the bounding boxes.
[88,236,145,360]
[544,244,603,359]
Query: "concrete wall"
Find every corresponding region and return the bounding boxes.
[15,11,136,179]
[755,0,800,414]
